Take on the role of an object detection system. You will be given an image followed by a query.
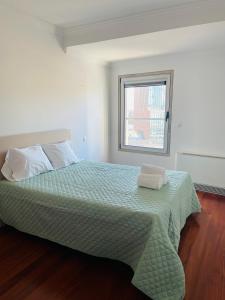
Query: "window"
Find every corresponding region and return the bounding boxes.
[119,71,173,155]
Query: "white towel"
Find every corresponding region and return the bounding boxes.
[137,174,164,190]
[141,164,168,184]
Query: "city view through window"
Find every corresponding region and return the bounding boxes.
[124,84,166,149]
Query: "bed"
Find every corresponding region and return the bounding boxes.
[0,130,201,300]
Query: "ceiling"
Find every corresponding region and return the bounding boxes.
[0,0,201,27]
[1,0,224,63]
[67,21,225,63]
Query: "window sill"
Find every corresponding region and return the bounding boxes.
[118,146,170,156]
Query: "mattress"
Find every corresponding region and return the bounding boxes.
[0,160,201,300]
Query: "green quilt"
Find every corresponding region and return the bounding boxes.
[0,161,201,300]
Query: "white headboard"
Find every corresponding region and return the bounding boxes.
[0,129,71,179]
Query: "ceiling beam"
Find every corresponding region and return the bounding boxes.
[64,0,225,48]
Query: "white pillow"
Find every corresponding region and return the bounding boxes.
[1,160,14,181]
[1,145,53,181]
[42,141,79,169]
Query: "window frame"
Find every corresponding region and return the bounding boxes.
[118,70,174,155]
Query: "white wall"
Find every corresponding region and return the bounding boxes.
[0,5,109,162]
[109,49,225,175]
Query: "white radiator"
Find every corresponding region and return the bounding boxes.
[175,152,225,192]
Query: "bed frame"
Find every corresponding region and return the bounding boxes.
[0,129,71,180]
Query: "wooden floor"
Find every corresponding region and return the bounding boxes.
[0,192,224,300]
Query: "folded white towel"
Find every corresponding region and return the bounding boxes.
[141,164,168,184]
[137,174,164,190]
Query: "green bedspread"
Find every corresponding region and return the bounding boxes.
[0,161,201,300]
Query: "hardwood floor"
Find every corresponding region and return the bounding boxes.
[0,192,224,300]
[179,192,225,300]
